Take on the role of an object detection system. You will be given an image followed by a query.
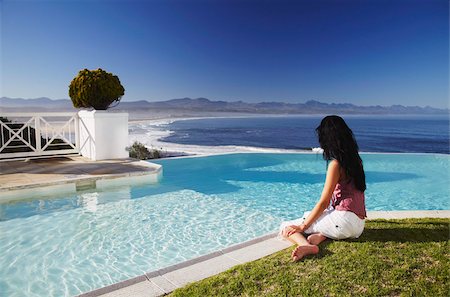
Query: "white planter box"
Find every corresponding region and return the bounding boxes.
[78,110,128,160]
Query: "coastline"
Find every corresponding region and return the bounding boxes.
[127,114,450,158]
[128,115,311,158]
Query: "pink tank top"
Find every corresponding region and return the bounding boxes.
[331,180,367,219]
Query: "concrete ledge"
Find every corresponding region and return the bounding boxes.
[0,156,162,203]
[79,275,149,297]
[77,232,286,297]
[78,210,450,297]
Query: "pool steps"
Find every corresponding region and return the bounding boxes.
[0,157,162,203]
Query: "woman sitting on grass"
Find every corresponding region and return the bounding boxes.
[280,115,367,262]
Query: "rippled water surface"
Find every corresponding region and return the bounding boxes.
[1,153,448,296]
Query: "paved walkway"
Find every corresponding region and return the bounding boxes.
[0,155,162,201]
[79,210,450,297]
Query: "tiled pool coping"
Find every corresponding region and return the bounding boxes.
[78,210,450,297]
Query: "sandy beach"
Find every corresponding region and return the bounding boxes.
[128,115,311,157]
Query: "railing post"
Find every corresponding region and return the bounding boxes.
[35,116,41,152]
[0,120,5,153]
[75,113,80,152]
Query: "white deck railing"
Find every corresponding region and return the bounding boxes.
[0,113,80,159]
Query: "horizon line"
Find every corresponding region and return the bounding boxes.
[1,96,448,110]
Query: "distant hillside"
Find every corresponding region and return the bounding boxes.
[1,97,448,114]
[0,97,74,111]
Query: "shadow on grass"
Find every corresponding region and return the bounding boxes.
[340,219,450,243]
[314,240,335,259]
[355,226,449,243]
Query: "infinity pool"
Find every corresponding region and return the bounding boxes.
[0,153,448,296]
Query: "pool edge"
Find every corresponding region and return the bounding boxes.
[0,160,163,203]
[77,210,450,297]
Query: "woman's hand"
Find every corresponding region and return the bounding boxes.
[283,224,306,237]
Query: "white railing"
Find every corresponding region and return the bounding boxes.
[0,113,80,159]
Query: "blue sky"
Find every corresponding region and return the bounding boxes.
[1,0,448,108]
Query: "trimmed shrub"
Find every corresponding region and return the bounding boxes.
[68,68,125,110]
[127,141,162,160]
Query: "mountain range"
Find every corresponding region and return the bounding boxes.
[0,97,448,114]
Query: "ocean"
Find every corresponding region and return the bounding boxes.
[158,115,449,154]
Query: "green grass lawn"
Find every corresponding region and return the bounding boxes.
[169,218,449,297]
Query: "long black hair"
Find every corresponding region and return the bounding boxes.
[316,115,366,192]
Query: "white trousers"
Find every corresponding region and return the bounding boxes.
[279,208,365,240]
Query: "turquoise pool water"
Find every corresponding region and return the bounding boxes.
[0,153,448,296]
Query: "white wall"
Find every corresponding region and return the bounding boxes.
[78,110,129,160]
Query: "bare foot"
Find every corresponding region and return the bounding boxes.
[307,233,327,245]
[291,244,319,262]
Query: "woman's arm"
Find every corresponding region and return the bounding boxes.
[285,160,341,236]
[303,160,341,228]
